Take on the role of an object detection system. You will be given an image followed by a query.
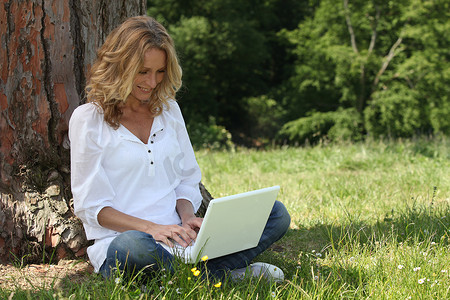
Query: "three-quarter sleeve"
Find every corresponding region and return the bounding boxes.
[69,104,116,238]
[169,101,203,212]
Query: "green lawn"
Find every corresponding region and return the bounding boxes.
[2,138,449,299]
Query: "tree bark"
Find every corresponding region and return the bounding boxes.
[0,0,151,264]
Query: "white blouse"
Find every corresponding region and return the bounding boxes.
[69,100,202,272]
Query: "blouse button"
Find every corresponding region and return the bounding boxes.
[151,141,154,144]
[150,161,154,164]
[148,150,151,153]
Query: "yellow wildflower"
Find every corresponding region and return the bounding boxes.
[193,270,201,277]
[201,255,209,261]
[191,267,197,273]
[214,282,222,288]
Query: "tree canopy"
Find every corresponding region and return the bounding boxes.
[147,0,449,147]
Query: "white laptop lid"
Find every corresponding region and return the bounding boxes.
[161,186,280,263]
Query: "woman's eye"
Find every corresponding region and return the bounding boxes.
[158,70,166,73]
[139,71,148,74]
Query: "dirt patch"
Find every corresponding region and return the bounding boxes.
[0,259,94,292]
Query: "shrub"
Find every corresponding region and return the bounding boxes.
[278,108,363,145]
[244,95,285,141]
[364,84,426,138]
[187,116,234,150]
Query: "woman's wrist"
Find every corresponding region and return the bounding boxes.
[176,199,196,223]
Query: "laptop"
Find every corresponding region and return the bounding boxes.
[158,186,280,263]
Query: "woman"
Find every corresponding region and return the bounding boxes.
[69,15,290,281]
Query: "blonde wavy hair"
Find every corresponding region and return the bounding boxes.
[86,15,182,128]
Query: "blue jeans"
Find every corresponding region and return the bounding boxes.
[99,200,291,279]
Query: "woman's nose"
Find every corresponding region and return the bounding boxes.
[145,73,157,88]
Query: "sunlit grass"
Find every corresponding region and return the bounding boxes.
[1,137,449,299]
[197,137,449,228]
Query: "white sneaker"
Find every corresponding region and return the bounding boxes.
[230,262,284,283]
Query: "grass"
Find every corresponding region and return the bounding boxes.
[1,137,449,299]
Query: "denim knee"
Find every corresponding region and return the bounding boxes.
[101,230,174,278]
[271,201,291,241]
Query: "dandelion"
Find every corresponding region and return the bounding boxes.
[214,282,222,288]
[201,255,209,261]
[418,278,425,284]
[413,267,421,272]
[114,278,121,285]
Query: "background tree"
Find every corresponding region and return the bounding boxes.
[0,0,146,263]
[148,0,314,146]
[147,0,448,146]
[279,0,449,144]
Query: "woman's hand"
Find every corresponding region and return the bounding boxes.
[176,199,203,247]
[182,215,203,233]
[149,223,200,248]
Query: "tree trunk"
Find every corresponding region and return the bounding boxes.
[0,0,152,264]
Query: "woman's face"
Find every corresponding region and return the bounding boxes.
[128,48,167,104]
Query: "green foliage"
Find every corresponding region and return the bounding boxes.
[150,0,278,130]
[279,111,335,145]
[187,116,234,150]
[364,83,425,137]
[148,0,313,141]
[243,95,285,144]
[149,0,449,145]
[169,17,218,120]
[278,0,449,143]
[279,108,363,144]
[395,0,450,135]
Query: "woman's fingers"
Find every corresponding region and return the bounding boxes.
[163,235,174,247]
[170,226,195,247]
[153,225,193,248]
